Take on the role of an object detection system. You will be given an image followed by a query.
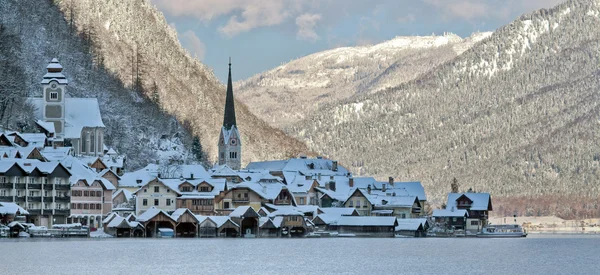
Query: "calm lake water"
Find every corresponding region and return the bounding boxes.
[1,235,599,275]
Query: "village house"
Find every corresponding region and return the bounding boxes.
[134,178,179,216]
[112,189,135,217]
[432,208,469,231]
[163,178,226,216]
[0,160,71,227]
[445,192,493,233]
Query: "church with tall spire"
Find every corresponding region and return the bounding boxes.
[218,58,241,170]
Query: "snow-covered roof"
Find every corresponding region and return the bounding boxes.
[337,216,398,227]
[112,189,134,201]
[29,98,105,139]
[446,193,491,211]
[395,219,424,231]
[36,120,55,134]
[170,208,198,222]
[161,177,226,199]
[231,181,286,200]
[208,216,239,228]
[246,158,349,176]
[229,206,259,218]
[319,207,357,216]
[102,212,118,224]
[389,182,427,201]
[268,208,305,217]
[0,202,29,215]
[62,156,115,190]
[137,206,175,222]
[39,146,72,162]
[211,164,239,177]
[433,208,469,217]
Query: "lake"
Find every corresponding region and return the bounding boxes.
[1,234,598,275]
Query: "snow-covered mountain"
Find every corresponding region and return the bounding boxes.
[236,32,491,128]
[0,0,310,169]
[287,0,600,218]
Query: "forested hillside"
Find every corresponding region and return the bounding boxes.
[236,32,491,128]
[287,0,600,218]
[52,0,309,166]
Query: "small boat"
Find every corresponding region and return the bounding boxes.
[477,224,527,238]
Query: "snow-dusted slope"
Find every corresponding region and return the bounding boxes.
[236,32,491,128]
[288,0,600,218]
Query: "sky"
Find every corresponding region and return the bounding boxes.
[151,0,564,83]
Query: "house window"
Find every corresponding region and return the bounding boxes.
[96,204,101,209]
[77,203,82,209]
[154,199,159,206]
[57,204,62,210]
[44,178,48,184]
[28,203,33,209]
[401,213,406,219]
[243,193,248,198]
[44,203,49,209]
[349,200,354,207]
[299,197,305,205]
[356,200,361,207]
[471,220,479,226]
[56,178,62,185]
[29,191,35,196]
[144,189,147,193]
[90,204,95,210]
[166,199,171,206]
[84,191,89,196]
[199,186,209,192]
[83,204,89,209]
[0,177,5,183]
[96,191,101,197]
[50,92,58,100]
[142,199,148,206]
[29,177,35,184]
[0,190,5,196]
[44,191,48,197]
[452,217,457,222]
[17,190,21,196]
[182,186,191,192]
[224,202,230,209]
[154,186,160,193]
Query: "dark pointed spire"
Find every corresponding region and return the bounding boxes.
[223,57,237,130]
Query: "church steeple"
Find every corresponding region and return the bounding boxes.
[223,57,237,130]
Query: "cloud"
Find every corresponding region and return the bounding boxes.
[153,0,302,37]
[181,31,206,60]
[422,0,490,21]
[295,13,322,42]
[421,0,565,22]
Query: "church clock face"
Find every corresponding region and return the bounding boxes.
[219,138,224,145]
[231,138,237,145]
[51,83,57,89]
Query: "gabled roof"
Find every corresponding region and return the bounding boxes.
[134,178,180,195]
[229,206,260,218]
[137,207,175,223]
[0,202,29,215]
[171,208,199,222]
[433,208,469,218]
[112,189,134,201]
[319,207,358,216]
[395,219,424,231]
[446,192,492,211]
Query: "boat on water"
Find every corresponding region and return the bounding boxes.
[477,224,527,238]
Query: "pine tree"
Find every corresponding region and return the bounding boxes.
[191,136,203,162]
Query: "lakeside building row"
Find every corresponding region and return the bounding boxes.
[1,59,493,236]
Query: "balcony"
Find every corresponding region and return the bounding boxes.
[15,183,26,189]
[0,182,13,188]
[28,196,42,202]
[0,196,13,202]
[43,196,54,202]
[15,196,26,202]
[274,199,291,205]
[190,205,214,212]
[232,198,249,203]
[28,184,42,190]
[28,209,42,215]
[412,208,422,214]
[55,185,70,191]
[55,196,70,203]
[43,185,54,190]
[54,209,70,216]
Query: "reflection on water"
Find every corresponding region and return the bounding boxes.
[1,235,599,275]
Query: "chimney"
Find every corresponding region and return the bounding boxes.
[367,184,371,194]
[332,161,338,172]
[349,177,354,188]
[388,177,394,186]
[329,181,336,191]
[318,173,321,180]
[382,183,386,192]
[157,173,161,178]
[190,173,194,179]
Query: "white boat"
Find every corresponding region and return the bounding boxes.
[477,224,527,238]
